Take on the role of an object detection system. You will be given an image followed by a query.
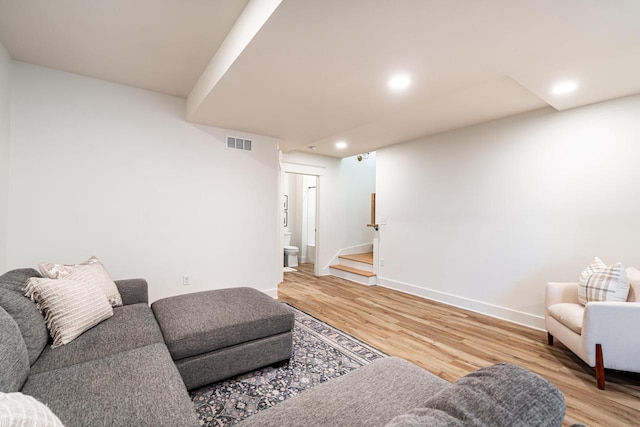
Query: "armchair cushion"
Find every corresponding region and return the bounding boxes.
[578,257,629,305]
[548,303,583,335]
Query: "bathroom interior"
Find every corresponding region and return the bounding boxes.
[282,173,317,271]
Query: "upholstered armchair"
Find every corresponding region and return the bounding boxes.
[545,267,640,389]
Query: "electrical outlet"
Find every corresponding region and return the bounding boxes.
[380,258,385,267]
[380,217,388,225]
[183,274,191,286]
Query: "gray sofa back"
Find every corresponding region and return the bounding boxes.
[0,268,41,292]
[0,305,30,392]
[0,269,49,365]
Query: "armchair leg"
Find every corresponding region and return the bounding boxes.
[547,332,554,345]
[595,343,605,390]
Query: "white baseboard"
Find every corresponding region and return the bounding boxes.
[376,277,545,331]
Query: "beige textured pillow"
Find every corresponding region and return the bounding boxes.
[24,276,113,348]
[578,257,607,305]
[0,392,64,427]
[38,256,122,306]
[578,257,629,305]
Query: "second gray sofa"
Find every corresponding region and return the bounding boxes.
[239,357,566,426]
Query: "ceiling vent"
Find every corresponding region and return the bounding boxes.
[226,136,252,151]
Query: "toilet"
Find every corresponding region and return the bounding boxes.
[283,232,299,267]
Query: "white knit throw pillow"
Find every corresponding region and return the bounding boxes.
[0,392,65,427]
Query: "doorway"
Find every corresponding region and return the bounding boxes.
[283,173,318,270]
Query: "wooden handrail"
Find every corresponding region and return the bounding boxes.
[367,193,378,230]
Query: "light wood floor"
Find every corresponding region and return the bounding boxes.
[278,264,640,427]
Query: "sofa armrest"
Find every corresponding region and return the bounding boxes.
[583,302,640,370]
[114,278,148,305]
[545,282,579,315]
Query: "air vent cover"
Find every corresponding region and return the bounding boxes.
[226,136,253,151]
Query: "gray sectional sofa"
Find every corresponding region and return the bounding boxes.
[1,268,199,427]
[1,267,566,426]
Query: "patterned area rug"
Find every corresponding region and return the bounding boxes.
[190,305,387,426]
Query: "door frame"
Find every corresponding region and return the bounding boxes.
[280,162,324,277]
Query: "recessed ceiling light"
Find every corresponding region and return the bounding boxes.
[335,141,347,149]
[551,81,578,95]
[388,73,411,92]
[308,145,317,150]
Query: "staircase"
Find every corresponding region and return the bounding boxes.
[330,252,376,285]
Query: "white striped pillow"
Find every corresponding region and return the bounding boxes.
[578,257,630,305]
[0,392,64,427]
[24,276,113,348]
[38,256,122,307]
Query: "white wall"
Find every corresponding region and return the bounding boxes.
[341,152,376,245]
[0,43,11,272]
[8,62,280,301]
[376,94,640,329]
[281,151,375,274]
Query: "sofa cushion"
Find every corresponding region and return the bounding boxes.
[0,288,49,366]
[548,303,584,335]
[578,257,629,305]
[22,343,199,427]
[0,268,41,293]
[0,392,64,427]
[0,306,29,392]
[238,357,448,427]
[31,303,165,374]
[386,363,565,427]
[25,276,113,348]
[39,256,122,306]
[152,288,294,360]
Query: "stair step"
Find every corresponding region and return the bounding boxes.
[330,264,376,277]
[338,252,374,265]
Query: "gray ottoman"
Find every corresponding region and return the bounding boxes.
[151,287,294,390]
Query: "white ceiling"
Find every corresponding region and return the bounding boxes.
[2,0,640,158]
[0,0,249,97]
